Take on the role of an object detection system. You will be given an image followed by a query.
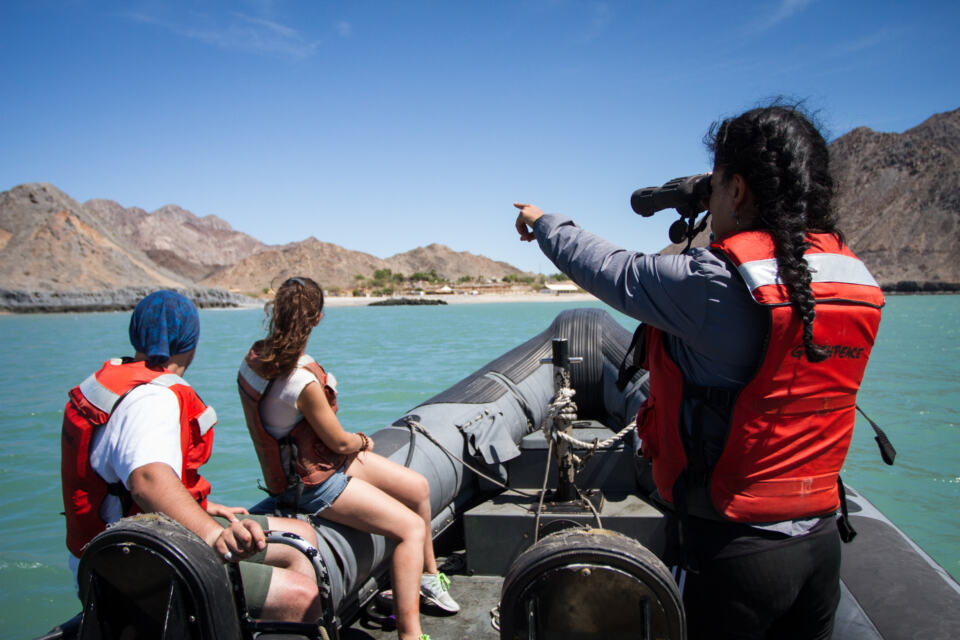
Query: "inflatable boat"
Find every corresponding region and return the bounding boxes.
[38,308,960,640]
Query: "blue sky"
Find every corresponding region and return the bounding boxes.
[2,1,957,274]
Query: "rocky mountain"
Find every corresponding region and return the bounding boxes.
[83,200,266,282]
[2,108,956,309]
[0,182,526,306]
[201,239,525,294]
[830,108,960,288]
[385,243,523,283]
[660,108,960,289]
[0,183,187,292]
[201,238,390,293]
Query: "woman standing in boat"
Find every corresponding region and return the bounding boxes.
[238,277,457,640]
[514,103,883,639]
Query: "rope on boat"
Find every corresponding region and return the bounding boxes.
[401,418,542,500]
[403,372,632,587]
[399,378,635,504]
[532,436,554,542]
[555,421,636,454]
[541,385,635,467]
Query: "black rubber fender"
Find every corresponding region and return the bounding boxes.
[500,527,685,640]
[76,513,241,640]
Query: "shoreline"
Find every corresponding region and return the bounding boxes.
[0,291,603,314]
[4,287,956,314]
[323,292,602,307]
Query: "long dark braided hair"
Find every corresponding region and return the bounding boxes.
[707,103,842,362]
[254,276,325,378]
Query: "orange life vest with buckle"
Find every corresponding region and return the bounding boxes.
[61,359,216,556]
[237,351,347,497]
[635,231,884,522]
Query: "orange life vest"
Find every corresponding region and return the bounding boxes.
[237,351,347,498]
[635,231,884,522]
[61,359,216,557]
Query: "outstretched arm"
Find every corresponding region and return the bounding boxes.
[128,462,265,561]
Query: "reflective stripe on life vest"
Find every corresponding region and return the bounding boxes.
[77,373,122,413]
[239,359,270,395]
[737,252,880,295]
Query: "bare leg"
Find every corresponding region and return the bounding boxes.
[263,515,321,580]
[257,516,324,621]
[323,476,426,640]
[347,451,439,574]
[259,566,325,622]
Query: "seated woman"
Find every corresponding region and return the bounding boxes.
[237,276,457,640]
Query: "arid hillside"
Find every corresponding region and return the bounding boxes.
[0,184,526,301]
[831,108,960,288]
[659,108,960,289]
[84,199,266,282]
[201,240,525,294]
[0,184,186,292]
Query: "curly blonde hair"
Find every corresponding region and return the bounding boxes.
[254,277,325,378]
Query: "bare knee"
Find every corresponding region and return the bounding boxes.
[268,543,310,573]
[267,515,318,547]
[263,570,323,622]
[407,472,431,512]
[263,518,318,581]
[399,509,426,546]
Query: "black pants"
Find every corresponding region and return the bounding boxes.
[674,515,841,640]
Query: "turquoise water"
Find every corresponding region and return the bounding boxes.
[1,297,957,638]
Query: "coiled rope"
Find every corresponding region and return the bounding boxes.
[542,385,636,466]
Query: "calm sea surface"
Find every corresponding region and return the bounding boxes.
[1,297,957,638]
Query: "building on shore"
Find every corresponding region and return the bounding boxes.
[540,282,580,295]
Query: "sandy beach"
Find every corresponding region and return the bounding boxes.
[323,291,601,307]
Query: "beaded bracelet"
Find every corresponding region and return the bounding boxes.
[357,432,370,452]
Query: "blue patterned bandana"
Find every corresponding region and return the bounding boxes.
[129,290,200,366]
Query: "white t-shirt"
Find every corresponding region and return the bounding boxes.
[68,384,182,577]
[260,354,325,438]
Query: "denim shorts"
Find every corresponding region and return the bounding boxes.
[282,463,351,515]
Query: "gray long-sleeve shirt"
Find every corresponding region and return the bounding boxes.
[534,214,767,388]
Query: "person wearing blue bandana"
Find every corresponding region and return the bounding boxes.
[61,290,326,623]
[128,289,201,365]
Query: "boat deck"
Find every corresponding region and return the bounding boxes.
[341,549,502,639]
[338,423,656,639]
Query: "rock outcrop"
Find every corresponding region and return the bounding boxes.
[0,183,187,292]
[201,239,526,294]
[658,108,960,290]
[83,200,266,282]
[0,286,256,313]
[831,108,960,288]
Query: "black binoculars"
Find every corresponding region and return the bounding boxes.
[630,174,712,244]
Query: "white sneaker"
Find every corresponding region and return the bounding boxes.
[420,572,459,613]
